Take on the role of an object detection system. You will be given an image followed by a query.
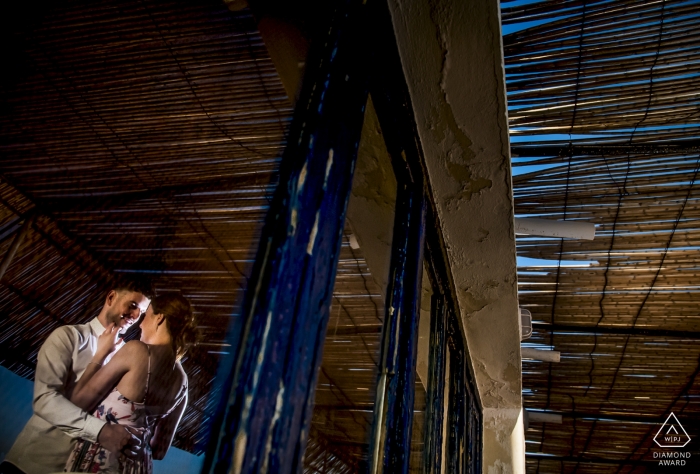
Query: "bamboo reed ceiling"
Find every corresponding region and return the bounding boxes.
[0,0,292,454]
[7,0,699,469]
[305,239,385,473]
[0,0,400,463]
[502,0,700,472]
[305,235,427,472]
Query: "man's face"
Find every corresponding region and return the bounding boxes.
[105,290,151,332]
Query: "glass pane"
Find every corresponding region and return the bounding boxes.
[304,98,397,472]
[409,379,427,472]
[410,266,432,472]
[306,231,385,471]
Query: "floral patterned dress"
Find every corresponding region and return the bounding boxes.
[64,346,184,474]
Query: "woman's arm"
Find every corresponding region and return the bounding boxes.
[70,340,141,413]
[70,323,121,403]
[150,385,188,460]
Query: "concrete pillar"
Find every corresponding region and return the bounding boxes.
[387,0,523,472]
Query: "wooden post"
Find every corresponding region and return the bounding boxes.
[203,1,370,472]
[369,178,426,474]
[424,294,447,474]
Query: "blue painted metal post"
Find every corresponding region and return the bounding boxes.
[203,1,370,472]
[471,398,482,474]
[467,397,477,474]
[369,177,426,473]
[446,336,466,474]
[424,294,447,474]
[360,0,428,470]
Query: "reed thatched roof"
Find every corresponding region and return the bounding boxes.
[3,0,697,470]
[0,0,401,463]
[0,0,291,453]
[503,0,700,472]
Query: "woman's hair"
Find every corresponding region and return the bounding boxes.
[151,294,198,361]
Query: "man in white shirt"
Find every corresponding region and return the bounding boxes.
[1,280,151,474]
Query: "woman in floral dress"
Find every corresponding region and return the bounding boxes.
[65,295,196,473]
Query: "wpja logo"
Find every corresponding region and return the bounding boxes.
[653,412,691,467]
[654,413,691,448]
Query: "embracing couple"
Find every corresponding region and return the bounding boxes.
[1,279,196,474]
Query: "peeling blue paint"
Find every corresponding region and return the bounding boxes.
[204,1,371,473]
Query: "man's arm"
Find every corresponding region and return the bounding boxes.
[33,325,144,457]
[32,326,106,443]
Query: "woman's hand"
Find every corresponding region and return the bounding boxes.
[94,323,122,364]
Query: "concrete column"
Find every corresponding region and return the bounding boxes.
[387,0,523,472]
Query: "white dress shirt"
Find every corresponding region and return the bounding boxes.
[5,318,114,474]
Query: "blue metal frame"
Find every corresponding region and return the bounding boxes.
[446,331,466,474]
[363,3,430,469]
[444,312,482,474]
[363,0,484,470]
[203,0,484,470]
[424,294,447,474]
[368,177,426,474]
[469,395,482,474]
[203,1,370,472]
